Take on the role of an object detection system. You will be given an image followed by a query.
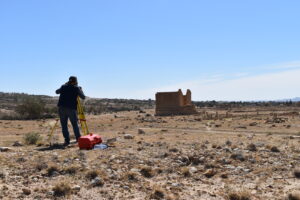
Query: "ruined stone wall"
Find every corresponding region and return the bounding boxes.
[155,89,197,116]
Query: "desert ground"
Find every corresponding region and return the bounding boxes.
[1,107,300,200]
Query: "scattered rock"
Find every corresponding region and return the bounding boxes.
[124,134,134,139]
[235,126,247,129]
[288,193,300,200]
[220,173,228,179]
[247,143,257,151]
[138,129,145,134]
[188,155,202,165]
[254,142,265,147]
[0,171,5,179]
[204,169,217,178]
[249,122,258,126]
[230,152,245,161]
[169,148,179,153]
[189,167,198,173]
[12,141,23,147]
[91,177,104,187]
[123,185,130,190]
[106,137,117,144]
[0,147,11,152]
[294,169,300,179]
[194,118,202,122]
[22,188,31,195]
[270,146,280,152]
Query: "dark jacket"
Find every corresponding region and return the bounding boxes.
[56,83,85,110]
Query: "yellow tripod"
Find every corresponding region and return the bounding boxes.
[48,97,89,145]
[77,97,89,136]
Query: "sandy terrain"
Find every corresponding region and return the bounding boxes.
[0,107,300,199]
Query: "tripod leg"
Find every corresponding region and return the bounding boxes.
[48,119,59,146]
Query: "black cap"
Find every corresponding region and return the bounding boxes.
[69,76,78,84]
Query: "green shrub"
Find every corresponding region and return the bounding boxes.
[15,97,46,119]
[23,132,42,145]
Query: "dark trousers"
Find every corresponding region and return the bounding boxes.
[58,107,81,143]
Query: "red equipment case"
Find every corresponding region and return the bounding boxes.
[78,133,102,150]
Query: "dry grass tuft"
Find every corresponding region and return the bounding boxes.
[288,193,300,200]
[140,166,154,178]
[293,169,300,179]
[47,165,60,176]
[204,169,217,178]
[53,181,71,197]
[124,171,139,182]
[35,162,48,171]
[226,189,251,200]
[149,187,165,200]
[86,170,99,180]
[180,167,191,177]
[64,165,79,175]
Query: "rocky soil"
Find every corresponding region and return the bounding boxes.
[0,108,300,199]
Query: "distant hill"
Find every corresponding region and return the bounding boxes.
[1,92,299,120]
[275,97,300,102]
[0,92,155,119]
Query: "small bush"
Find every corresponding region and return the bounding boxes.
[35,162,48,171]
[23,132,41,145]
[124,171,139,182]
[15,97,46,119]
[53,181,71,197]
[140,167,154,178]
[47,165,59,176]
[226,190,251,200]
[64,165,78,175]
[150,188,165,199]
[86,170,99,180]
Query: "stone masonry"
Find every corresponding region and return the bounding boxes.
[155,89,197,116]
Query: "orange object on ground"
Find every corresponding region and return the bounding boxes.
[78,133,102,150]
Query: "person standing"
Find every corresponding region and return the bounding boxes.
[56,76,85,146]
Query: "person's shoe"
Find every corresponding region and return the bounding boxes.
[63,142,70,147]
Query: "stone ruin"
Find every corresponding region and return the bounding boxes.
[155,89,198,116]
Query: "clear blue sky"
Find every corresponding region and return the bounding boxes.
[1,0,300,100]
